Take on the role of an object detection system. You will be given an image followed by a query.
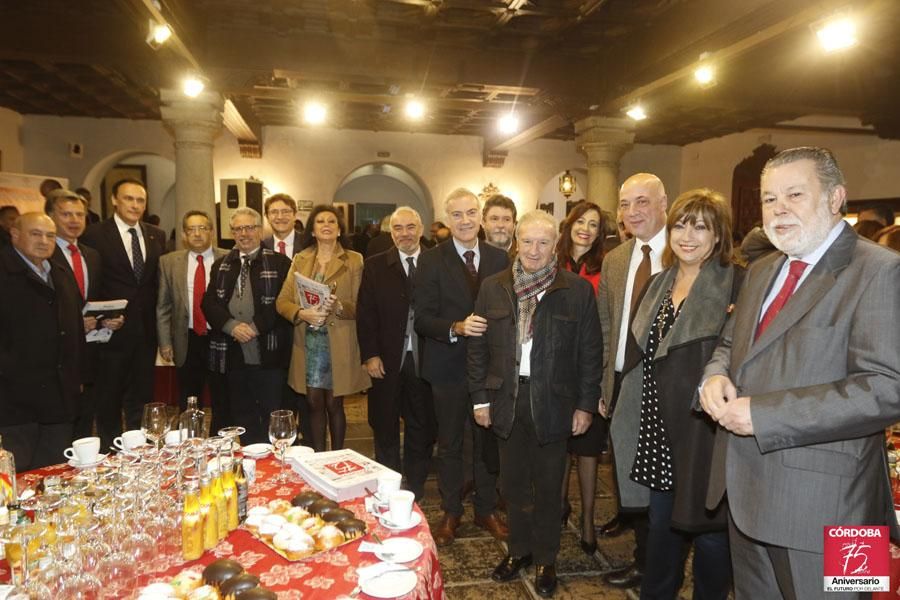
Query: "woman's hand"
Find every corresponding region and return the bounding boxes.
[297,307,327,327]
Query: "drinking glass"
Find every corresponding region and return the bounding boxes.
[141,402,171,449]
[268,410,297,483]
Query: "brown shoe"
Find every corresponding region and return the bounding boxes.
[473,512,509,541]
[433,513,461,547]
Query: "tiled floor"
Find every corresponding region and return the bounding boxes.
[341,394,650,600]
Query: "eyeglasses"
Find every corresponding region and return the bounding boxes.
[184,226,210,233]
[230,225,259,234]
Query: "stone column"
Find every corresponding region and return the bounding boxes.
[574,117,635,213]
[160,89,224,221]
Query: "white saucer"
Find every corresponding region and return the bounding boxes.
[360,567,417,598]
[377,510,422,531]
[374,537,423,563]
[242,443,273,458]
[67,453,108,469]
[285,446,315,460]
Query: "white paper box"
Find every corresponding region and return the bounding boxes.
[288,449,399,502]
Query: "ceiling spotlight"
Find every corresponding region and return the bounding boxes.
[404,98,425,120]
[182,74,206,98]
[498,112,519,134]
[303,101,328,125]
[694,64,715,87]
[815,15,857,53]
[146,19,172,49]
[625,105,647,121]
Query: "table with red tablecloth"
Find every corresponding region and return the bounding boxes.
[1,455,444,599]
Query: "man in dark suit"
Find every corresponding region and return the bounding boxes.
[357,206,436,501]
[46,189,124,439]
[414,188,510,546]
[0,213,84,469]
[81,178,166,449]
[700,147,900,598]
[261,193,313,447]
[202,207,293,444]
[157,211,228,430]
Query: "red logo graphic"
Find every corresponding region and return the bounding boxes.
[324,460,364,477]
[823,526,889,592]
[303,291,322,306]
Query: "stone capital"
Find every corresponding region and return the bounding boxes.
[160,89,224,144]
[573,117,635,212]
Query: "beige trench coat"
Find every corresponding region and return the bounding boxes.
[276,243,371,396]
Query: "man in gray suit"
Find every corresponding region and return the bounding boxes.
[596,172,669,589]
[700,146,900,599]
[157,210,228,431]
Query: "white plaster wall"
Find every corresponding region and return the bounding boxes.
[0,107,24,173]
[681,130,900,201]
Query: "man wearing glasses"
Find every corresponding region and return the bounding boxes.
[157,211,229,430]
[263,194,301,258]
[201,208,293,443]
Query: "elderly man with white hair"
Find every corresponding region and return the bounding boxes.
[468,210,603,597]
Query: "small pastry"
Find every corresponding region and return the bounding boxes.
[219,573,260,599]
[170,570,203,596]
[336,517,366,540]
[258,514,287,539]
[202,559,244,588]
[188,585,221,600]
[299,515,324,536]
[138,582,180,599]
[321,507,355,523]
[315,523,345,550]
[307,498,340,517]
[244,507,270,533]
[267,499,292,514]
[284,506,310,525]
[291,490,322,509]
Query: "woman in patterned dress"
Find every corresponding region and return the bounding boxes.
[276,205,370,452]
[610,189,741,599]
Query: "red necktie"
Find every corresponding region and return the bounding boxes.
[193,255,207,335]
[278,240,286,255]
[755,260,809,340]
[68,243,85,299]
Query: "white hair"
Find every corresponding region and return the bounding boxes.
[230,206,262,226]
[515,209,558,240]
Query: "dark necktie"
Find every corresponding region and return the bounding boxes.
[68,243,86,299]
[755,260,809,340]
[463,250,477,280]
[128,227,144,282]
[238,256,250,298]
[277,240,286,255]
[630,244,652,313]
[193,255,207,335]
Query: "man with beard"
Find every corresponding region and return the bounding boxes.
[357,207,436,500]
[482,194,517,257]
[700,146,900,599]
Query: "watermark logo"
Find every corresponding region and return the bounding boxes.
[823,526,889,592]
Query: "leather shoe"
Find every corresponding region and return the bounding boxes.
[534,564,558,597]
[603,563,643,588]
[473,512,509,541]
[432,513,461,547]
[579,538,597,556]
[597,515,624,538]
[491,554,532,582]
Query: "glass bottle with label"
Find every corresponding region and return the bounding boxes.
[0,434,18,509]
[198,474,217,551]
[210,465,228,541]
[178,397,206,441]
[220,460,238,532]
[181,478,203,561]
[233,458,248,523]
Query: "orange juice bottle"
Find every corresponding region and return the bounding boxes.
[182,479,203,560]
[199,474,218,550]
[210,465,228,541]
[221,461,239,531]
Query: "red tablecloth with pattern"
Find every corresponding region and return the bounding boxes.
[2,455,444,599]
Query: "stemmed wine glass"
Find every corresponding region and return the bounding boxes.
[142,402,171,450]
[268,410,297,483]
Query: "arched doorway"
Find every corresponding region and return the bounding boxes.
[333,162,433,231]
[83,149,177,235]
[536,168,588,222]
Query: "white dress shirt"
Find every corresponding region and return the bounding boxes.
[187,247,215,329]
[273,230,296,257]
[615,227,667,372]
[55,237,89,294]
[399,247,421,353]
[14,248,51,284]
[758,220,846,321]
[453,237,480,270]
[114,213,146,266]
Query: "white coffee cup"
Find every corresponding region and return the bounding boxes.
[377,472,402,502]
[164,429,187,446]
[64,437,100,464]
[389,490,415,526]
[113,430,147,452]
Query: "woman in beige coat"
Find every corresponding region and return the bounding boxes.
[276,205,370,451]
